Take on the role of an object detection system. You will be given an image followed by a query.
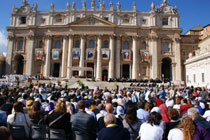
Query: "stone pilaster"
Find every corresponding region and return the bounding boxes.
[174,38,182,81]
[61,36,67,77]
[115,35,121,78]
[172,63,176,81]
[5,35,14,74]
[108,35,115,79]
[26,35,35,76]
[79,35,85,76]
[96,35,102,80]
[132,36,139,79]
[44,35,52,77]
[67,35,73,78]
[150,35,158,79]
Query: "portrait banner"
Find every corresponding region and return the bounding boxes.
[73,49,80,60]
[122,51,130,61]
[87,50,95,60]
[102,49,109,59]
[35,49,43,60]
[52,49,60,60]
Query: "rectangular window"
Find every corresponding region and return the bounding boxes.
[143,67,147,76]
[55,17,62,23]
[202,73,205,82]
[142,18,147,25]
[206,28,208,32]
[162,18,168,25]
[20,17,26,24]
[17,40,23,50]
[163,42,170,52]
[76,17,80,21]
[103,17,109,21]
[40,18,46,24]
[193,74,196,83]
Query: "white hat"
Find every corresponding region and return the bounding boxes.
[151,107,161,113]
[116,105,124,115]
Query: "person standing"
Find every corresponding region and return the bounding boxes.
[71,100,97,140]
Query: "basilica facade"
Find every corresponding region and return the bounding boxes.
[6,0,197,81]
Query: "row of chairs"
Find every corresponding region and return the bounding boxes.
[9,124,68,140]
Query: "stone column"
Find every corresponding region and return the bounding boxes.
[79,35,85,76]
[61,36,67,77]
[150,35,158,79]
[67,35,73,78]
[26,35,35,76]
[108,35,115,79]
[115,36,121,78]
[44,36,52,77]
[5,36,14,74]
[172,63,176,81]
[132,36,139,79]
[96,35,102,80]
[174,38,182,81]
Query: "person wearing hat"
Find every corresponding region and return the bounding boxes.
[26,97,34,110]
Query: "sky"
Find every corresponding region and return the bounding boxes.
[0,0,210,53]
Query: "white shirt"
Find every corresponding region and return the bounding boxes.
[139,122,163,140]
[173,104,180,111]
[203,110,210,122]
[85,108,95,118]
[168,128,183,140]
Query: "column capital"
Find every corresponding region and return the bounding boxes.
[149,35,158,41]
[62,35,68,40]
[44,35,52,40]
[174,37,181,43]
[109,34,116,39]
[8,35,15,41]
[116,35,122,40]
[80,34,87,39]
[68,34,74,39]
[132,35,141,40]
[27,34,35,40]
[97,34,103,39]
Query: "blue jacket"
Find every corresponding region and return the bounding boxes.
[98,125,130,140]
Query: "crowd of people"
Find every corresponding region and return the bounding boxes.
[0,82,210,140]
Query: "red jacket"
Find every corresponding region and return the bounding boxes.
[180,104,191,116]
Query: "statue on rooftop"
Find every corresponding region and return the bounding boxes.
[82,0,86,9]
[72,1,76,9]
[91,0,95,9]
[151,2,155,11]
[50,3,54,11]
[33,3,38,11]
[117,1,121,11]
[66,2,70,9]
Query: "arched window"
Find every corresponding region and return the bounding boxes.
[142,41,147,50]
[17,40,23,50]
[75,40,80,48]
[55,40,61,49]
[89,39,95,48]
[123,41,129,50]
[163,42,170,52]
[103,40,109,48]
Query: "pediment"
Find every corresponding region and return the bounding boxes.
[69,15,116,27]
